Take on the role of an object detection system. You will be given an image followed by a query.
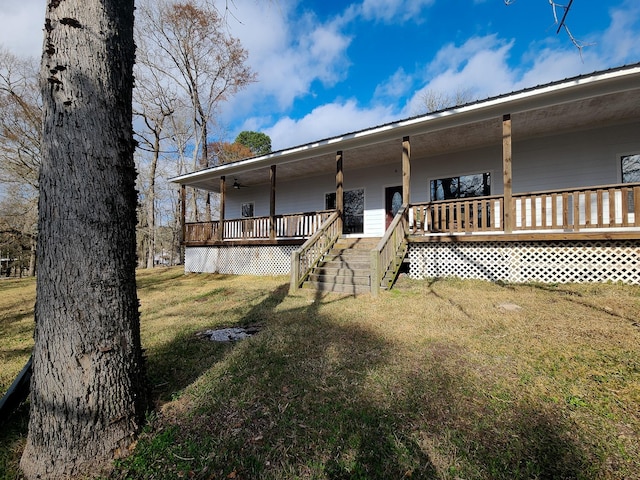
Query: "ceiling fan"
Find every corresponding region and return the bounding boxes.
[232,179,248,189]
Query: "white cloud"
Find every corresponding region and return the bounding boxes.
[373,67,414,102]
[402,35,516,115]
[0,0,46,58]
[598,0,640,65]
[359,0,435,23]
[262,100,397,150]
[219,0,353,119]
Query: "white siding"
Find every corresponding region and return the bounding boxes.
[512,123,639,193]
[226,173,334,218]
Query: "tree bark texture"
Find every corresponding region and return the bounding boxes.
[21,1,147,478]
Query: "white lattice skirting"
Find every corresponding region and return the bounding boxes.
[185,246,295,275]
[409,240,640,284]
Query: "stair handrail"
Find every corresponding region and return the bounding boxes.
[290,211,341,292]
[371,204,409,296]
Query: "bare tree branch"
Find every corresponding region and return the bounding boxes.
[505,0,595,56]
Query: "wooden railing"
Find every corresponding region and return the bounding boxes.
[290,211,341,292]
[410,195,504,234]
[409,183,640,235]
[184,210,334,243]
[371,204,409,296]
[185,221,220,243]
[512,183,640,231]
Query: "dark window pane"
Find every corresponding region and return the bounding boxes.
[622,155,640,183]
[326,189,364,233]
[325,193,336,210]
[430,172,491,200]
[241,203,254,218]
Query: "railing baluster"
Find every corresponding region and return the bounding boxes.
[463,201,470,232]
[622,187,630,227]
[596,190,604,227]
[573,192,581,231]
[584,191,592,227]
[550,193,558,228]
[529,197,540,230]
[609,188,617,226]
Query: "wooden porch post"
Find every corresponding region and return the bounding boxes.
[502,114,514,233]
[336,150,344,233]
[180,184,186,243]
[218,176,226,241]
[270,165,276,240]
[402,136,411,205]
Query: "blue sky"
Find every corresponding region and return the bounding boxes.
[2,0,640,151]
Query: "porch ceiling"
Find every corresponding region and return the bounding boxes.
[176,73,640,193]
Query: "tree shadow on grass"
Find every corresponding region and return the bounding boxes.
[144,282,290,404]
[0,401,29,479]
[526,282,640,327]
[117,283,601,480]
[135,269,234,293]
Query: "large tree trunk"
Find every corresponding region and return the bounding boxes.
[20,1,148,478]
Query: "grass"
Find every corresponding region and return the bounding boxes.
[1,268,639,479]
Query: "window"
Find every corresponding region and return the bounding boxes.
[326,189,364,234]
[241,202,254,218]
[622,154,640,183]
[430,172,491,201]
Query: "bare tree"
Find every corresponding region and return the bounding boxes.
[136,0,256,221]
[133,43,178,268]
[505,0,593,54]
[0,48,41,190]
[0,48,42,275]
[0,185,37,277]
[209,140,254,165]
[20,0,147,477]
[420,88,476,114]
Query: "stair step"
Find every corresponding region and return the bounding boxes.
[333,237,381,249]
[326,249,372,258]
[308,273,371,286]
[318,260,371,270]
[314,266,370,276]
[303,281,371,295]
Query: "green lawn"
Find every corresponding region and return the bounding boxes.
[1,268,639,479]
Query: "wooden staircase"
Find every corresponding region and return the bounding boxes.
[303,237,381,294]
